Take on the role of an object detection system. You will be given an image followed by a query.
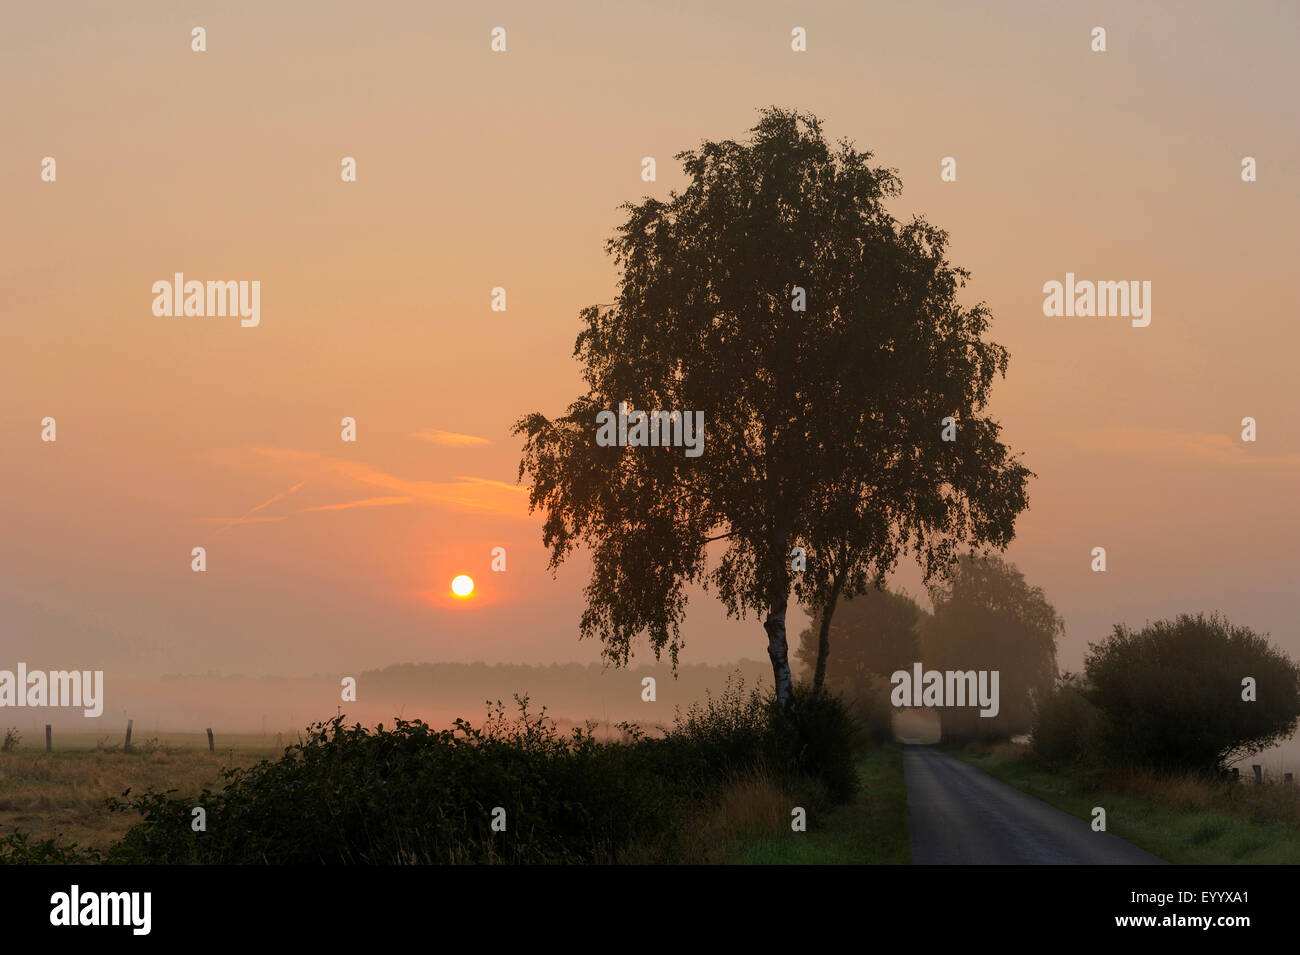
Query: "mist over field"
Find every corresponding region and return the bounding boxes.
[0,660,770,738]
[7,657,1295,777]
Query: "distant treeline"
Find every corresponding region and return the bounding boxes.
[356,660,774,722]
[133,661,778,732]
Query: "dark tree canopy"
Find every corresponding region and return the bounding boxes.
[796,586,924,693]
[1083,612,1300,773]
[516,108,1031,710]
[921,554,1062,741]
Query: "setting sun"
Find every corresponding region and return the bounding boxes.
[451,574,475,598]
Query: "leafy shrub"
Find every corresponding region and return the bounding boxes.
[671,675,863,799]
[1031,673,1102,766]
[843,674,895,747]
[782,686,864,800]
[1084,613,1300,774]
[83,673,862,865]
[103,697,688,864]
[0,830,102,865]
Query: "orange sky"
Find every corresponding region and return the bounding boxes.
[2,0,1298,683]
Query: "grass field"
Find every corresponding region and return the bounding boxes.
[726,744,910,864]
[949,743,1300,865]
[0,732,285,850]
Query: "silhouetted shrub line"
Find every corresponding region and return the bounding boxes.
[1,677,864,865]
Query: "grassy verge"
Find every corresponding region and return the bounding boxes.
[949,744,1300,864]
[725,743,909,864]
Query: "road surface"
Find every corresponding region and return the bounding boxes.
[904,744,1167,864]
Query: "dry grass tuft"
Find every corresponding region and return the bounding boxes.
[1098,766,1300,826]
[662,767,817,864]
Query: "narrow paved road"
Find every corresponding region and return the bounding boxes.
[904,745,1167,864]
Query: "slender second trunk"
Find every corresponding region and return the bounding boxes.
[764,526,797,714]
[811,578,843,702]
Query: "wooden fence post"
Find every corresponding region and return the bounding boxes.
[206,728,214,753]
[45,724,52,753]
[1252,764,1262,785]
[124,719,133,753]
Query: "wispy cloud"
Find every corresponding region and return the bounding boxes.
[211,481,306,534]
[236,447,530,517]
[299,496,413,513]
[190,515,287,527]
[410,429,492,447]
[1068,428,1300,470]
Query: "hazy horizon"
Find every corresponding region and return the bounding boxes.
[4,0,1298,764]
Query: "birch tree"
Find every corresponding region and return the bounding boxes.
[515,108,1030,713]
